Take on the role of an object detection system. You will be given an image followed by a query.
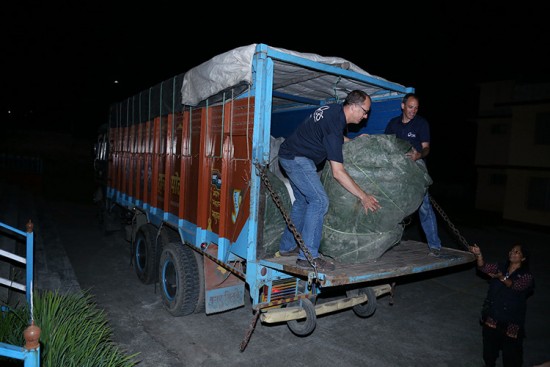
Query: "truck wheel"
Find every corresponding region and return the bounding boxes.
[159,242,201,316]
[158,229,205,314]
[346,286,377,318]
[192,251,205,314]
[287,298,316,336]
[133,224,159,284]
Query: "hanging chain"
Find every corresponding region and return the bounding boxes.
[429,195,471,250]
[240,163,322,352]
[240,308,260,352]
[254,162,318,278]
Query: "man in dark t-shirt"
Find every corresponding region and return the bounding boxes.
[385,93,442,256]
[278,90,380,271]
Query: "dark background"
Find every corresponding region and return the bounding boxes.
[2,3,548,208]
[2,6,549,365]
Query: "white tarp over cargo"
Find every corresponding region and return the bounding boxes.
[181,43,403,106]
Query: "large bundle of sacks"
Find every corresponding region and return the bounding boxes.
[319,134,431,262]
[261,134,431,263]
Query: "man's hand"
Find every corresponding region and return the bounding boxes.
[360,194,381,214]
[405,148,422,161]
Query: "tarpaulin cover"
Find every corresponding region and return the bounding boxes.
[180,44,402,107]
[259,168,292,259]
[320,134,431,262]
[261,134,431,262]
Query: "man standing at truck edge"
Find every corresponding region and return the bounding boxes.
[278,90,381,271]
[385,93,442,256]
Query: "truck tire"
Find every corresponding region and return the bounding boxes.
[346,286,377,318]
[159,229,205,314]
[192,251,205,314]
[159,242,201,316]
[287,298,316,336]
[133,224,159,284]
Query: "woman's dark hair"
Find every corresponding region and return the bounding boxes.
[508,243,530,271]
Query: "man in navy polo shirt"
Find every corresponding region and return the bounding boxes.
[385,93,442,256]
[278,90,381,271]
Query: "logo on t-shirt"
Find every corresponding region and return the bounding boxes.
[407,132,416,138]
[313,106,330,122]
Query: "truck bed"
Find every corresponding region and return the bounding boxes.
[260,240,475,287]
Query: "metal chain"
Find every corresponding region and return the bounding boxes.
[254,163,319,277]
[240,309,260,352]
[239,163,323,352]
[429,195,471,250]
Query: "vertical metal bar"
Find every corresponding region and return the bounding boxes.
[25,221,33,314]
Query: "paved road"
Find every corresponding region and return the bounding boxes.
[2,180,550,367]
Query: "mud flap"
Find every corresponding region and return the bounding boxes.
[204,245,245,314]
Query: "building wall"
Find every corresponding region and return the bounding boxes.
[503,169,550,226]
[475,168,506,211]
[474,80,550,227]
[509,104,550,167]
[475,116,511,166]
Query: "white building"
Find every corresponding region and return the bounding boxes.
[474,80,550,227]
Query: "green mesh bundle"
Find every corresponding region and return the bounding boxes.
[319,134,431,263]
[259,169,292,258]
[261,134,431,262]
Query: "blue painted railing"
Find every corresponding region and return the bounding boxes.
[0,219,41,367]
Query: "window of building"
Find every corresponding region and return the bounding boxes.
[535,112,550,145]
[527,177,550,212]
[489,173,507,186]
[490,123,508,134]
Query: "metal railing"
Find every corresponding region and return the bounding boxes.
[0,219,41,367]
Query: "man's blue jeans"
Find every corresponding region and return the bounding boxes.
[278,156,329,260]
[419,192,442,250]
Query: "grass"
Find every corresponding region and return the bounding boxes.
[0,290,139,367]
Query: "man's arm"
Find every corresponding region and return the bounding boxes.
[407,142,430,161]
[328,160,380,214]
[344,134,368,143]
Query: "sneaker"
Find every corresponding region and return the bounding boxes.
[428,248,441,257]
[279,247,300,256]
[296,257,335,271]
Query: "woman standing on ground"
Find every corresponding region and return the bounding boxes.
[469,243,534,367]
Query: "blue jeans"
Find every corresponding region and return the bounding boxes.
[278,156,329,260]
[419,192,442,250]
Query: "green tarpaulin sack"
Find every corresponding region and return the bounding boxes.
[259,137,293,258]
[319,134,432,263]
[262,134,431,263]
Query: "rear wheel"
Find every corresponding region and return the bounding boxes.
[159,242,201,316]
[346,286,377,318]
[133,224,159,284]
[159,230,205,314]
[287,298,317,336]
[192,251,205,314]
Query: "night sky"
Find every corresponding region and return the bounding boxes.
[2,3,547,188]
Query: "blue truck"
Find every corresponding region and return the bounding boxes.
[94,43,474,347]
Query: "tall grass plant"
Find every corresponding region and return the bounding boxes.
[0,290,139,367]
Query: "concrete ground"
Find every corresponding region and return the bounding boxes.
[1,178,549,367]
